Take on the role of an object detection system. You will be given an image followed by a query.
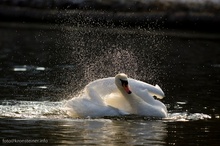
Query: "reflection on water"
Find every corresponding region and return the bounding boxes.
[166,120,220,145]
[0,117,219,145]
[0,118,167,145]
[0,22,220,145]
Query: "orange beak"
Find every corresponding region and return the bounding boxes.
[122,84,132,94]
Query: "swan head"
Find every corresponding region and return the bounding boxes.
[115,73,132,94]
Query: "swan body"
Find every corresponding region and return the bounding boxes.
[65,86,128,118]
[65,73,167,118]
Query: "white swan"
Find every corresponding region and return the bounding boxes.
[114,73,167,118]
[65,73,167,118]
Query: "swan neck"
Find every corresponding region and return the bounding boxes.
[120,89,143,105]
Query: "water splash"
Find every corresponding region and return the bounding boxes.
[0,100,68,119]
[0,100,211,121]
[166,112,211,122]
[83,48,139,82]
[55,26,168,93]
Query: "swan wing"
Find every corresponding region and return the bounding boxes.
[85,85,105,106]
[153,84,165,99]
[133,88,155,103]
[86,77,117,97]
[128,78,165,99]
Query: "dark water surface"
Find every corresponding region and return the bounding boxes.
[0,22,220,145]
